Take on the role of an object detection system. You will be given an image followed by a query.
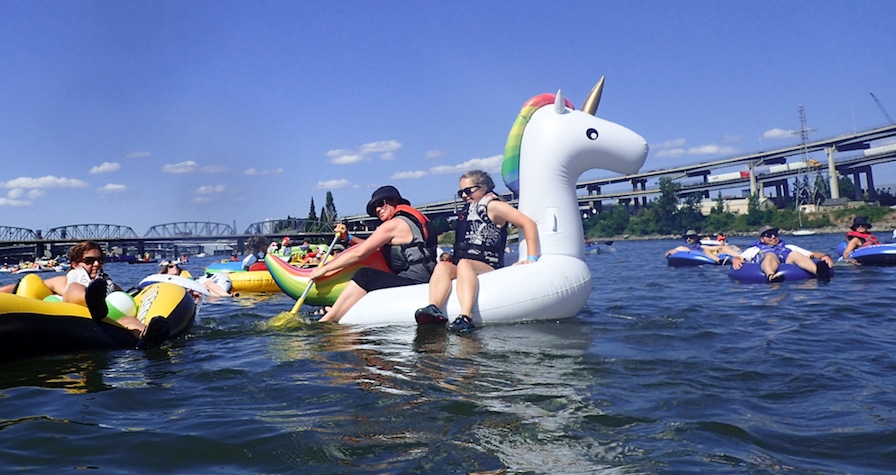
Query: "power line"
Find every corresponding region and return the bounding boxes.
[870,92,894,124]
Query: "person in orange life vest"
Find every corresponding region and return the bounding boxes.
[414,170,540,333]
[842,216,881,264]
[311,186,437,323]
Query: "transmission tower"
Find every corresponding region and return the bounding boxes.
[796,105,815,149]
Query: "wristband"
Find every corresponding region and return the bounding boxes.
[346,233,354,242]
[527,255,539,262]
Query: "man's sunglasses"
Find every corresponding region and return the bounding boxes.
[760,231,778,238]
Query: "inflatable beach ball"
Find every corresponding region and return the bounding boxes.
[106,291,137,320]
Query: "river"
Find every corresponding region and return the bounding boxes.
[1,234,893,474]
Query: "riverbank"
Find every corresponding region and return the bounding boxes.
[594,208,896,241]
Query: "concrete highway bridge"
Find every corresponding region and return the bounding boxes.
[2,123,896,263]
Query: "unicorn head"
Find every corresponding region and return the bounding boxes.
[502,78,648,259]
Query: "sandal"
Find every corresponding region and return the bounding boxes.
[447,314,475,334]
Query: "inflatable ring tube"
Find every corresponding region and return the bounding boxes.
[727,262,817,283]
[228,270,281,293]
[13,273,55,300]
[205,261,244,273]
[850,243,896,266]
[0,282,196,362]
[248,262,268,272]
[265,248,392,306]
[139,274,211,297]
[667,250,718,267]
[836,241,847,260]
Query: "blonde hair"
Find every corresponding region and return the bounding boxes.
[460,170,496,194]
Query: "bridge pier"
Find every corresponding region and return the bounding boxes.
[826,146,841,199]
[850,165,874,200]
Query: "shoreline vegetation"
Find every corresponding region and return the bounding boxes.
[582,176,896,241]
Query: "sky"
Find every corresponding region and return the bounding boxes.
[1,1,895,235]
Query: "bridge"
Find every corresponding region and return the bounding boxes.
[2,123,896,262]
[0,220,340,264]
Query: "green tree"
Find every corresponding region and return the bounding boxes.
[677,193,705,232]
[307,197,318,222]
[321,191,338,225]
[652,177,681,234]
[584,205,629,237]
[745,193,765,226]
[837,176,856,200]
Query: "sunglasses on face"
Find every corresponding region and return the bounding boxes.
[82,256,104,265]
[456,185,481,198]
[760,231,778,239]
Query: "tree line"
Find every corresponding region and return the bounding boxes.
[583,175,896,238]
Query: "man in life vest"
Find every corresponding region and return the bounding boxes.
[731,225,833,281]
[842,216,881,264]
[311,185,437,323]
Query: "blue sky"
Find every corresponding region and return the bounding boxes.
[1,1,894,234]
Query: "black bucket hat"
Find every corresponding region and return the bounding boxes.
[366,185,410,217]
[850,216,872,230]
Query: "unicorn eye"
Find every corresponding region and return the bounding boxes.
[586,128,599,140]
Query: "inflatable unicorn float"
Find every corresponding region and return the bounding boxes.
[268,77,648,326]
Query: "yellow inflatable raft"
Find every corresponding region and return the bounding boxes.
[0,274,196,362]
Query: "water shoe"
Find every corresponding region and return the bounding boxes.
[414,304,448,325]
[447,314,475,334]
[86,278,109,321]
[136,317,170,350]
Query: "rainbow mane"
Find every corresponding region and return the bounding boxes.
[502,93,575,196]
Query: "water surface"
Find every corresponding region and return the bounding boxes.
[1,235,894,474]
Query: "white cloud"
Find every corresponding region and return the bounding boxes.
[1,175,89,189]
[7,189,23,199]
[195,184,227,195]
[0,197,30,207]
[425,150,446,159]
[315,179,351,189]
[654,138,686,148]
[359,140,401,154]
[98,184,127,193]
[762,128,794,139]
[191,196,212,204]
[327,140,403,164]
[27,189,45,199]
[90,161,121,174]
[429,154,503,175]
[688,145,737,155]
[328,153,367,165]
[654,149,686,158]
[244,167,284,175]
[391,170,427,180]
[125,151,151,159]
[162,161,198,174]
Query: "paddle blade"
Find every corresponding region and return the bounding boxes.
[265,311,308,331]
